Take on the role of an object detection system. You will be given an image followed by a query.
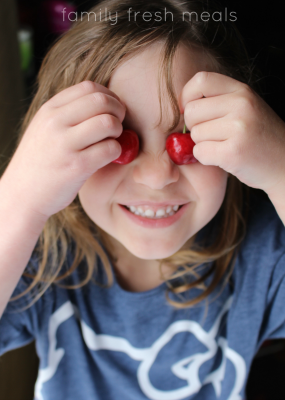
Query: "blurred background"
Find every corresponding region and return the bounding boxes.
[1,0,285,399]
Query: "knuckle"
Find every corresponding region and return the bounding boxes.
[71,152,89,173]
[106,139,120,155]
[241,84,253,97]
[193,71,209,85]
[79,80,96,92]
[236,93,255,114]
[184,104,197,131]
[42,110,59,131]
[92,92,109,106]
[100,114,115,130]
[232,118,247,134]
[185,101,197,117]
[40,98,53,111]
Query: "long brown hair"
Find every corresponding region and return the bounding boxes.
[10,0,259,309]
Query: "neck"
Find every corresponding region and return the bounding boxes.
[101,234,174,292]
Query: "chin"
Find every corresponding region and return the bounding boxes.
[123,238,183,260]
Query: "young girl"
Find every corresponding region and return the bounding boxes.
[1,0,285,399]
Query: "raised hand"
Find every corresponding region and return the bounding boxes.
[0,81,126,220]
[179,71,285,195]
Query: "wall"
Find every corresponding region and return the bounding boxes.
[0,0,39,399]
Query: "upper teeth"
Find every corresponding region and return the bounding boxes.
[127,205,180,218]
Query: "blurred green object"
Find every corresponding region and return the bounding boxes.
[17,27,33,72]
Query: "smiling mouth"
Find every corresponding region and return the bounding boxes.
[122,204,183,219]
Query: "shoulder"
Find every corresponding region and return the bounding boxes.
[243,188,285,252]
[232,188,285,290]
[7,238,80,313]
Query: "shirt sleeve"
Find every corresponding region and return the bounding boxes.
[0,305,35,356]
[258,251,285,344]
[0,264,40,356]
[0,244,74,357]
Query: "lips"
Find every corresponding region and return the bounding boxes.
[118,202,190,228]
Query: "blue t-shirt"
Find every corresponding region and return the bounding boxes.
[1,190,285,400]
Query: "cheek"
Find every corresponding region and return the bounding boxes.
[78,164,124,216]
[187,165,228,211]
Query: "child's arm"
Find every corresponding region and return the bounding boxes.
[0,184,48,318]
[179,71,285,225]
[0,81,126,317]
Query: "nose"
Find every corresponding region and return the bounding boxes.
[132,151,180,190]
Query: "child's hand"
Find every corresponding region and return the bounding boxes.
[179,72,285,194]
[0,81,125,220]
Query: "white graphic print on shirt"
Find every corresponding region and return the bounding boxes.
[35,296,246,400]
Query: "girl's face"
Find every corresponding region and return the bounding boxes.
[78,42,228,260]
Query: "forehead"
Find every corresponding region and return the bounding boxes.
[108,41,211,91]
[107,42,212,130]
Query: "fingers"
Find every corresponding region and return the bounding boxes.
[190,117,232,144]
[40,81,126,152]
[180,71,246,113]
[78,138,122,172]
[193,140,224,166]
[184,93,236,131]
[68,114,123,150]
[47,81,122,108]
[58,92,126,127]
